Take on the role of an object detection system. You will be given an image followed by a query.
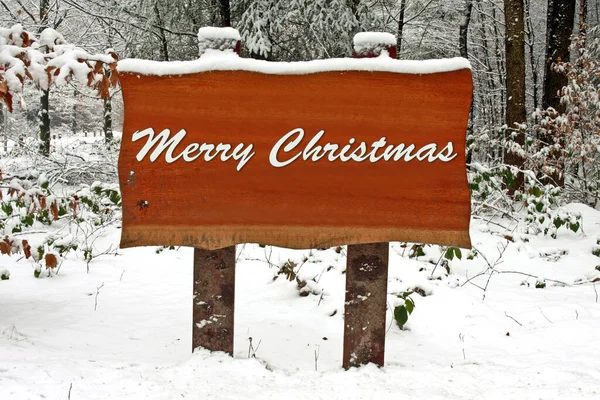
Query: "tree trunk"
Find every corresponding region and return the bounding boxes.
[39,89,50,156]
[459,0,473,164]
[103,97,113,142]
[503,0,526,192]
[540,0,575,186]
[39,0,50,156]
[71,88,77,135]
[542,0,576,113]
[396,0,407,57]
[153,4,170,61]
[459,0,473,59]
[218,0,231,27]
[1,103,7,154]
[580,0,588,34]
[524,0,540,111]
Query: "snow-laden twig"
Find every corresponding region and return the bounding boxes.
[94,282,104,311]
[504,311,523,326]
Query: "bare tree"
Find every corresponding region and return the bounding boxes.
[39,0,51,156]
[459,0,472,59]
[504,0,527,192]
[459,0,473,164]
[397,0,407,56]
[542,0,576,113]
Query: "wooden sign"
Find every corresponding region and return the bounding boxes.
[118,64,473,251]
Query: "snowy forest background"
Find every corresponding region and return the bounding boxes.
[1,1,600,398]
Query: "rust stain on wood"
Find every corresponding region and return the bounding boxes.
[118,69,473,250]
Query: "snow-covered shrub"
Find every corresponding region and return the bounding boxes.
[531,33,600,207]
[522,173,582,238]
[0,160,122,278]
[593,237,600,257]
[468,162,581,239]
[0,170,63,236]
[0,24,118,111]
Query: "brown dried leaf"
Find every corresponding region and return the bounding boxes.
[93,61,104,75]
[45,253,58,269]
[50,202,59,221]
[109,63,119,87]
[96,76,110,99]
[21,31,34,47]
[0,80,13,112]
[39,195,47,210]
[0,241,11,255]
[22,240,32,259]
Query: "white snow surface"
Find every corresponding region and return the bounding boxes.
[38,28,65,50]
[354,32,397,46]
[1,194,600,398]
[117,52,471,76]
[197,26,241,41]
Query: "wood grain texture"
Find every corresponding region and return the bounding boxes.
[118,69,473,250]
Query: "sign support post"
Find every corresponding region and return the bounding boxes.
[342,242,389,368]
[341,33,397,369]
[192,29,242,355]
[192,246,236,354]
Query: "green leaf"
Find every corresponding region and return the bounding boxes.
[394,306,409,328]
[405,298,415,314]
[21,214,34,227]
[535,281,546,289]
[454,248,462,260]
[445,247,462,261]
[569,222,580,233]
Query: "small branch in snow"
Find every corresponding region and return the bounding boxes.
[68,382,73,400]
[538,308,553,324]
[594,284,598,303]
[504,311,523,326]
[264,246,274,269]
[247,337,261,359]
[497,271,570,286]
[119,270,125,282]
[236,244,246,263]
[429,248,447,279]
[94,282,105,311]
[317,292,324,306]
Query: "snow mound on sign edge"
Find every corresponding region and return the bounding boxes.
[117,52,471,76]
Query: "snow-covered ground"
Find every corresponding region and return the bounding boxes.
[1,202,600,399]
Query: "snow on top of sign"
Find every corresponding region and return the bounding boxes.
[353,32,396,56]
[117,51,471,76]
[197,27,241,41]
[353,32,396,47]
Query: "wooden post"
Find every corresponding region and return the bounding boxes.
[192,27,242,355]
[343,242,389,368]
[342,32,396,369]
[193,246,236,354]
